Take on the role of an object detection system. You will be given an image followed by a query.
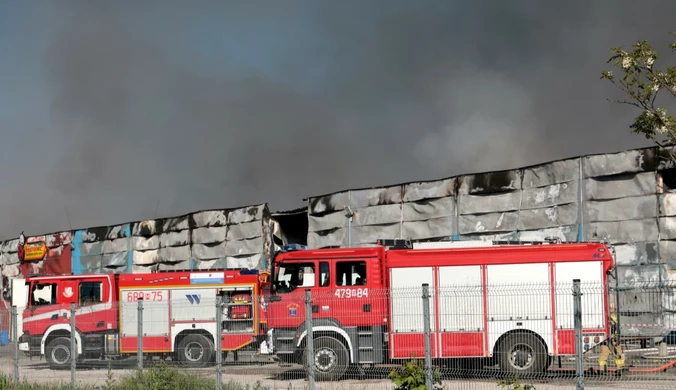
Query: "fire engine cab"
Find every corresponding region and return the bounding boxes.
[9,268,270,369]
[263,239,615,381]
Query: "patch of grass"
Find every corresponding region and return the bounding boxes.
[0,361,271,390]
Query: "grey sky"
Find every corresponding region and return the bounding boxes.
[0,0,674,239]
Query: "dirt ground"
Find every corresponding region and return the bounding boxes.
[0,346,674,389]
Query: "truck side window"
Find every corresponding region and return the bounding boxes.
[31,283,57,306]
[79,281,103,306]
[275,263,316,293]
[319,262,330,287]
[336,261,367,286]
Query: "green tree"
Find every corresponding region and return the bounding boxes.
[601,30,676,158]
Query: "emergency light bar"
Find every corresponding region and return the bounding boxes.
[239,269,260,275]
[283,244,308,251]
[375,239,412,248]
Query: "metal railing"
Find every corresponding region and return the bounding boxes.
[0,281,675,389]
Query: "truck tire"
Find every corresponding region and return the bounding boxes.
[497,333,548,375]
[176,334,214,367]
[303,336,349,381]
[46,337,74,370]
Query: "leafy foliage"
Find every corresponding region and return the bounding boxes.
[497,377,536,390]
[601,29,676,158]
[388,355,443,390]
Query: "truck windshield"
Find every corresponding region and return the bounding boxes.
[274,263,315,293]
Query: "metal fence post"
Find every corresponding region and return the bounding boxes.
[70,303,77,389]
[305,289,315,390]
[573,279,584,390]
[345,208,354,247]
[137,297,144,373]
[215,295,223,390]
[11,305,19,387]
[422,283,433,390]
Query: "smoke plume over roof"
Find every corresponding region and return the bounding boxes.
[0,0,674,238]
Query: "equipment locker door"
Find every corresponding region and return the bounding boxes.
[554,261,606,354]
[486,263,553,356]
[437,265,485,357]
[389,266,438,359]
[120,288,170,353]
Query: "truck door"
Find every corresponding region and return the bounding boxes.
[332,260,374,327]
[75,277,114,333]
[269,260,318,329]
[24,280,63,336]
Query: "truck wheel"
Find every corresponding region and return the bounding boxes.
[176,334,214,367]
[303,336,349,381]
[497,333,547,375]
[46,337,74,370]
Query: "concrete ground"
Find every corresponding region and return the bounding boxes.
[0,346,674,389]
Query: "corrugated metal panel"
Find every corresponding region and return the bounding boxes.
[0,204,271,281]
[302,145,675,333]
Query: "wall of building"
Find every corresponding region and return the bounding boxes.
[0,204,273,280]
[305,146,676,336]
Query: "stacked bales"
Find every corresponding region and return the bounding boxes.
[191,205,272,270]
[401,179,456,240]
[132,215,191,272]
[307,180,456,248]
[73,224,133,274]
[306,162,584,248]
[517,158,580,242]
[0,204,272,279]
[130,204,272,271]
[0,239,20,278]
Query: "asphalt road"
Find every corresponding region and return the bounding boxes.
[0,346,674,389]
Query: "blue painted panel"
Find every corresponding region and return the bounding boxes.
[71,230,83,275]
[126,223,133,271]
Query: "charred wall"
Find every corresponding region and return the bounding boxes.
[305,145,676,336]
[0,204,273,285]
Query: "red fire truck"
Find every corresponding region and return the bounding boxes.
[10,268,270,369]
[262,240,615,380]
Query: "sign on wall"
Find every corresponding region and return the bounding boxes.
[17,231,47,262]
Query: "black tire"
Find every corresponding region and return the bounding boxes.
[176,334,214,367]
[46,337,74,370]
[497,333,548,375]
[302,336,350,381]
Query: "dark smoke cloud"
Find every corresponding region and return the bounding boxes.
[0,0,674,239]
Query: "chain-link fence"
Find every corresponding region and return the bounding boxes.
[1,281,676,389]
